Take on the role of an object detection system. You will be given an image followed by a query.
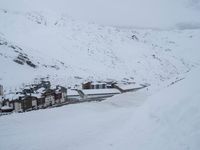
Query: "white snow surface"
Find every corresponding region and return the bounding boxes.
[82,88,121,95]
[67,89,79,96]
[0,68,200,150]
[115,83,144,90]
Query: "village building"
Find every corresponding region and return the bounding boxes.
[82,81,113,90]
[2,92,39,112]
[41,86,67,107]
[11,95,38,112]
[0,84,3,96]
[0,97,2,108]
[67,89,81,102]
[0,97,3,112]
[82,81,92,89]
[30,80,51,92]
[55,86,67,103]
[91,82,106,89]
[32,87,46,109]
[12,100,22,112]
[0,85,4,112]
[3,93,22,112]
[0,94,14,113]
[0,82,69,113]
[42,89,56,107]
[0,80,149,114]
[37,97,45,109]
[0,85,67,113]
[80,88,121,100]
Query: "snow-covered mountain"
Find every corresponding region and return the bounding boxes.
[0,1,200,150]
[0,8,200,91]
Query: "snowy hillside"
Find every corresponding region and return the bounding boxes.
[0,0,200,150]
[0,68,199,150]
[0,8,200,91]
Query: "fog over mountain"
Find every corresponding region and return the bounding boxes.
[0,0,200,29]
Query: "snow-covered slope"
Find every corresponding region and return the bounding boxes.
[0,68,199,150]
[0,9,200,91]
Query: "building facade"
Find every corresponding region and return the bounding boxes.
[82,82,107,90]
[0,84,3,96]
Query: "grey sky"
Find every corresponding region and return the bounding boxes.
[1,0,200,29]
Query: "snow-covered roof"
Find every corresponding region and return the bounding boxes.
[4,93,24,100]
[115,83,144,90]
[0,106,13,110]
[67,89,79,96]
[36,87,45,93]
[24,86,31,90]
[31,93,42,98]
[55,87,62,92]
[82,81,106,85]
[91,82,106,85]
[82,88,120,95]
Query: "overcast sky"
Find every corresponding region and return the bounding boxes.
[1,0,200,29]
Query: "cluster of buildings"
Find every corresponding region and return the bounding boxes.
[0,82,67,113]
[0,80,148,114]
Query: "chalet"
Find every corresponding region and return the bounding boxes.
[80,88,121,100]
[32,87,46,108]
[41,86,67,107]
[1,92,39,112]
[12,95,38,112]
[3,93,22,112]
[82,81,111,90]
[0,96,14,113]
[55,86,67,103]
[37,96,45,109]
[82,81,92,89]
[12,100,22,112]
[0,97,4,112]
[42,89,56,107]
